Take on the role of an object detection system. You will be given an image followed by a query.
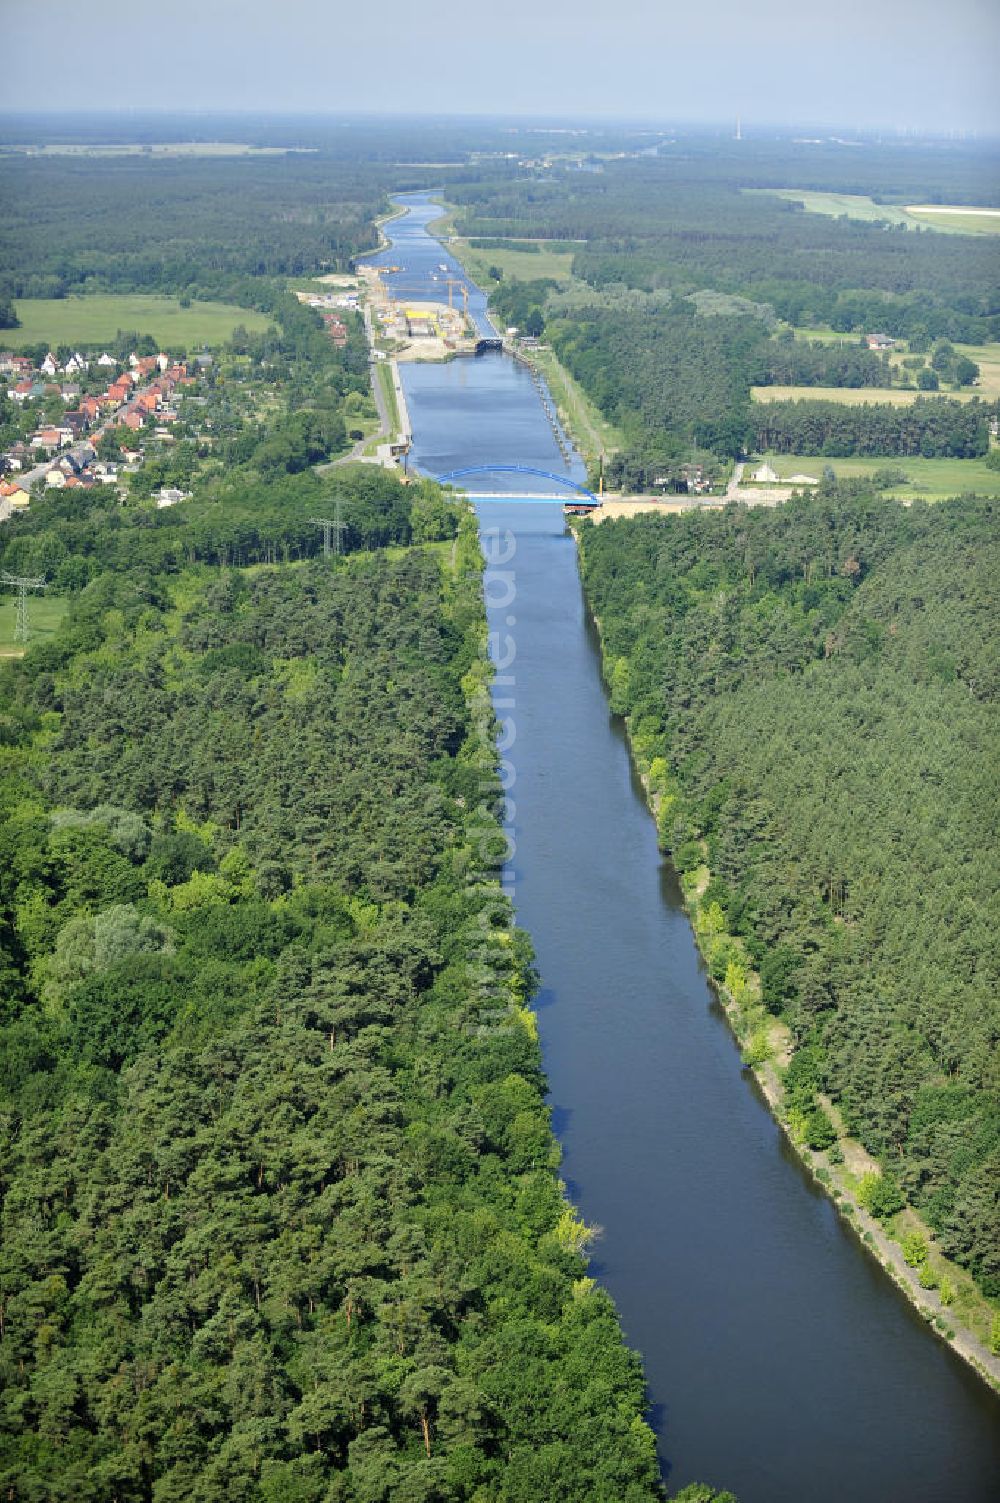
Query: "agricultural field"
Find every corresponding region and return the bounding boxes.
[754,452,1000,502]
[0,594,69,656]
[745,189,919,228]
[7,296,273,350]
[904,204,1000,235]
[747,189,1000,236]
[751,384,985,406]
[952,342,1000,397]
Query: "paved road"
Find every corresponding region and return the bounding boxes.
[17,438,97,493]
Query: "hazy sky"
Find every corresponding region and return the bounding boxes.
[3,0,999,133]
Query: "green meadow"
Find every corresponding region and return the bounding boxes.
[758,453,1000,502]
[7,296,272,350]
[0,594,69,655]
[450,237,577,285]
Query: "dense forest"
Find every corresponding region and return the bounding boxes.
[750,395,994,457]
[578,492,1000,1297]
[0,510,673,1500]
[0,154,390,300]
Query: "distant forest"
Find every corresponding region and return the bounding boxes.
[450,143,1000,480]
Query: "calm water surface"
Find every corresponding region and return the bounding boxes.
[388,195,1000,1503]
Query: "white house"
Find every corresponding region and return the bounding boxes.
[97,352,117,368]
[40,352,60,377]
[63,352,89,374]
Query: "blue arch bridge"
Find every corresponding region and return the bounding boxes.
[436,464,599,506]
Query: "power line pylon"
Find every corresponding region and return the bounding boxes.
[309,497,347,558]
[1,570,47,643]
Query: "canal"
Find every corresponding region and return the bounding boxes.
[373,194,1000,1503]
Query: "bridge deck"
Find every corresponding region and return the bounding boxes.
[455,490,597,503]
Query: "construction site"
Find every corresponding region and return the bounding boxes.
[356,264,477,361]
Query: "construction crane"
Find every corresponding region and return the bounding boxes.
[444,279,470,320]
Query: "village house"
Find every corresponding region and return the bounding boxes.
[40,352,60,377]
[865,333,895,351]
[61,411,88,438]
[322,314,349,346]
[0,481,31,508]
[120,409,145,432]
[679,462,711,494]
[60,382,81,404]
[63,352,89,374]
[8,379,34,404]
